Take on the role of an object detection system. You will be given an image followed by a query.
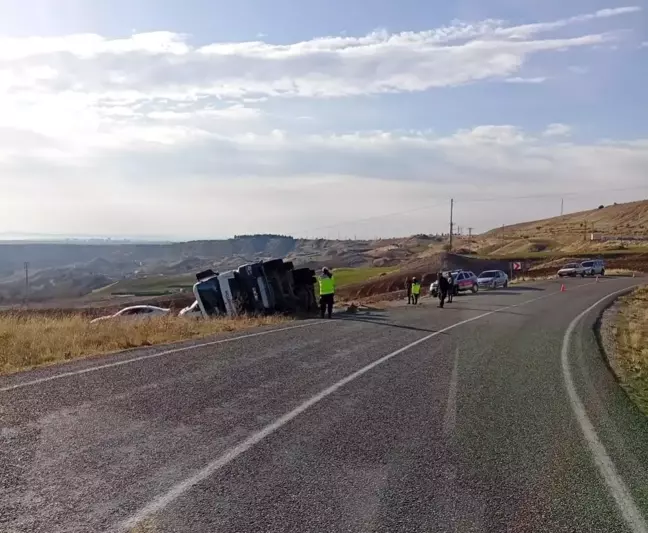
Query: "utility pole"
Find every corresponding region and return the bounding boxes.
[24,262,29,306]
[468,227,473,239]
[449,198,454,251]
[561,198,564,216]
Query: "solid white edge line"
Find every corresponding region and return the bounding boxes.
[114,290,556,532]
[561,285,648,533]
[0,321,321,393]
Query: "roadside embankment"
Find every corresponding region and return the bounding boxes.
[600,285,648,415]
[0,313,287,376]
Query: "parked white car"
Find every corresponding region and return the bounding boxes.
[90,305,170,324]
[557,263,585,277]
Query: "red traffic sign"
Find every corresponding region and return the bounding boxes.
[512,261,522,271]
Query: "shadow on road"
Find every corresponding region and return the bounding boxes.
[475,290,526,296]
[503,286,545,291]
[337,315,442,334]
[439,306,528,316]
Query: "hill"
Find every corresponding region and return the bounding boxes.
[0,234,445,304]
[475,199,648,256]
[2,199,648,307]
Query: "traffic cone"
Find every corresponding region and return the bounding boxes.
[560,284,566,292]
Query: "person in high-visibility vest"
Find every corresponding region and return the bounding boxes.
[411,277,421,305]
[318,267,335,319]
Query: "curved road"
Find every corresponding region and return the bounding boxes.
[1,276,648,533]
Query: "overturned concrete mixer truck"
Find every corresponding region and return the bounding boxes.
[186,259,318,318]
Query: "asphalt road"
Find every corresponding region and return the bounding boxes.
[2,276,648,533]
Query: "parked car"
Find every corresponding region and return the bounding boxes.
[476,270,509,289]
[580,259,605,276]
[557,263,585,277]
[430,270,478,297]
[90,305,170,323]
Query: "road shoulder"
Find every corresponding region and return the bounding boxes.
[599,285,648,415]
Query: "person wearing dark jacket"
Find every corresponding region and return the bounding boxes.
[447,272,455,303]
[405,277,413,304]
[437,271,449,308]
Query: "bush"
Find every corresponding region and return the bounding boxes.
[442,244,452,252]
[598,205,605,209]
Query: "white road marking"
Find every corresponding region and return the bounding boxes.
[0,322,321,393]
[113,290,560,532]
[561,285,648,533]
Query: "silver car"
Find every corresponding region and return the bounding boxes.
[558,263,585,277]
[476,270,509,289]
[580,259,605,276]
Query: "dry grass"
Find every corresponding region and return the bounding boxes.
[614,286,648,414]
[604,268,641,276]
[0,313,288,376]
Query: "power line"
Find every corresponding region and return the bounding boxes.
[294,184,647,238]
[457,185,648,205]
[297,200,448,236]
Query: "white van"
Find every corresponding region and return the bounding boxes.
[580,259,605,276]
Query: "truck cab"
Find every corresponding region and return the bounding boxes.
[192,269,227,317]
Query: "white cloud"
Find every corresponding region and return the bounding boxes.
[492,6,640,39]
[0,6,637,103]
[504,76,547,83]
[640,41,648,48]
[543,123,572,137]
[2,124,646,238]
[568,65,589,74]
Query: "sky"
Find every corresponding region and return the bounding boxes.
[0,0,647,240]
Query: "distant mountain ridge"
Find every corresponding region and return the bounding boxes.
[0,235,299,273]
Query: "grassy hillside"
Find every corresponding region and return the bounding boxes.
[483,200,648,239]
[93,274,196,296]
[476,199,648,257]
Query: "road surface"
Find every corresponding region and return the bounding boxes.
[2,276,648,533]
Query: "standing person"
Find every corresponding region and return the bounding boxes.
[447,272,454,303]
[411,277,421,305]
[405,277,413,304]
[437,271,449,308]
[318,267,335,319]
